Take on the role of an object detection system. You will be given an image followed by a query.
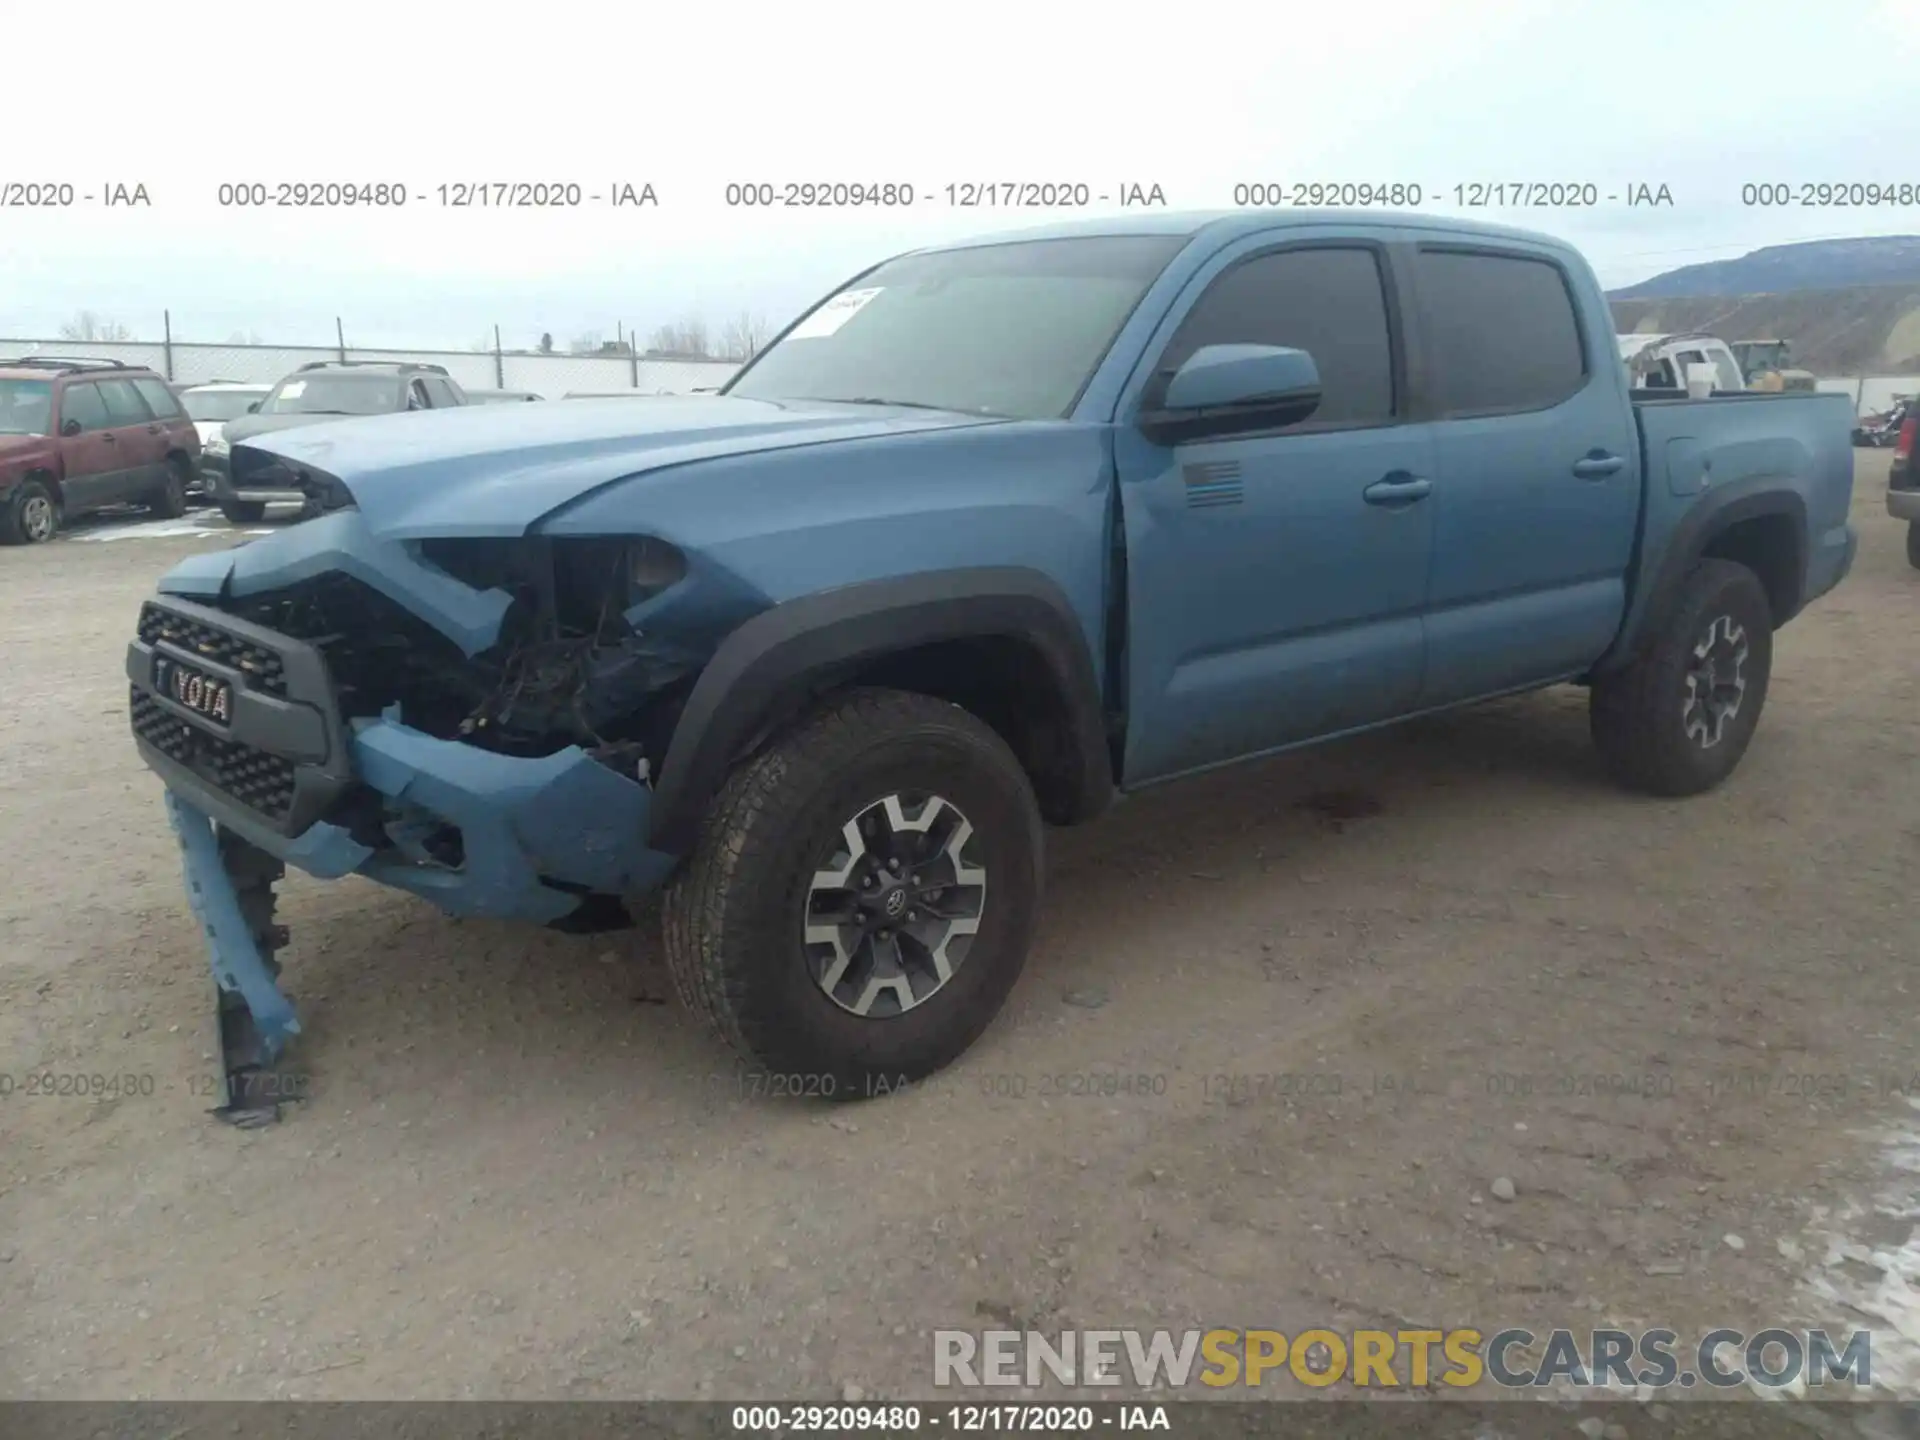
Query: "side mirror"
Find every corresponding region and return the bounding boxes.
[247,401,261,413]
[1140,344,1323,444]
[61,418,81,437]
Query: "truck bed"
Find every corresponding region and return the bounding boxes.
[1620,389,1857,647]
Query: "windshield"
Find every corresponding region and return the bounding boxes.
[184,389,266,423]
[262,373,403,416]
[725,235,1187,420]
[0,379,53,435]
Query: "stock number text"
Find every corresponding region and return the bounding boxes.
[726,182,915,208]
[1742,182,1920,207]
[218,181,407,208]
[1235,182,1421,208]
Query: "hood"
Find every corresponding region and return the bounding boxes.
[229,394,1003,539]
[0,432,54,466]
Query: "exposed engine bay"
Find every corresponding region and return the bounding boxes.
[219,534,702,772]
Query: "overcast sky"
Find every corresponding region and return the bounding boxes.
[3,0,1917,350]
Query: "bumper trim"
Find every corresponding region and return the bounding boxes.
[166,789,301,1058]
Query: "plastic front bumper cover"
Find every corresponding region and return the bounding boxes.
[159,714,677,923]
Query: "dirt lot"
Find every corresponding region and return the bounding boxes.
[1,458,1916,1404]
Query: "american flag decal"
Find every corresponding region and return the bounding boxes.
[1183,459,1243,508]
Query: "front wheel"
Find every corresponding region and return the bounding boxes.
[661,687,1044,1097]
[1907,522,1920,571]
[1,478,59,545]
[1590,558,1775,797]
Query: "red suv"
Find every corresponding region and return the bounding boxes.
[0,357,203,545]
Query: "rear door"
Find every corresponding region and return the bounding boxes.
[95,377,163,498]
[53,381,124,512]
[1114,231,1437,782]
[1405,243,1641,709]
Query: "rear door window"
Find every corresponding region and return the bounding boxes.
[131,377,185,418]
[1414,249,1587,415]
[97,378,154,425]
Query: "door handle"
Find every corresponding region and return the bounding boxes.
[1573,451,1625,479]
[101,432,117,442]
[1363,473,1432,506]
[147,424,162,434]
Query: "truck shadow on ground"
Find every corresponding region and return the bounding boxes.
[270,683,1616,1115]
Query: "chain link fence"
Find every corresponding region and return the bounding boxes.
[0,334,741,398]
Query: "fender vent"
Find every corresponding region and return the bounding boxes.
[1183,460,1243,509]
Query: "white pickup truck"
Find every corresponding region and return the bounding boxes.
[1618,332,1746,394]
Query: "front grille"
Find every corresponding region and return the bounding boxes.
[131,687,296,822]
[137,603,287,696]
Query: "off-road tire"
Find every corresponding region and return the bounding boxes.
[148,457,190,519]
[220,500,266,525]
[1590,558,1774,797]
[662,687,1044,1097]
[1907,521,1920,571]
[1,478,59,545]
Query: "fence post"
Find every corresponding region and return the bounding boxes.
[335,318,347,363]
[162,310,174,381]
[629,324,640,389]
[494,325,505,388]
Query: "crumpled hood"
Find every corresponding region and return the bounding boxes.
[229,395,995,539]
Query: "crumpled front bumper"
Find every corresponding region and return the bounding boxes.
[128,596,678,924]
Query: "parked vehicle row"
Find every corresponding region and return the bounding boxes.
[124,210,1859,1118]
[0,357,202,544]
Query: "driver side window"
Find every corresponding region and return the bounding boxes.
[60,382,112,432]
[407,379,431,410]
[1154,246,1396,428]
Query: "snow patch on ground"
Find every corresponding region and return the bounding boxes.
[1796,1097,1920,1397]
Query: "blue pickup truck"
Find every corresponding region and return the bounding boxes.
[126,211,1857,1121]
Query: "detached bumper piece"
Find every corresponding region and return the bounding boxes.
[165,789,301,1127]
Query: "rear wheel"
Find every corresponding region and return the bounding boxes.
[1,478,59,545]
[148,458,190,518]
[662,688,1044,1097]
[1590,558,1774,797]
[220,500,266,525]
[1907,522,1920,571]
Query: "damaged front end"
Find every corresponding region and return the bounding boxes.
[129,506,733,1122]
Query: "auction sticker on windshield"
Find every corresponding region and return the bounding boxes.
[277,381,306,399]
[787,287,883,339]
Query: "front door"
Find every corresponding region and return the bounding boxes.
[1113,236,1436,784]
[53,381,125,512]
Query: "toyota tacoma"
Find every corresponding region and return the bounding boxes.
[125,211,1858,1123]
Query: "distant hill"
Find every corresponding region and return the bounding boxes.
[1609,236,1920,299]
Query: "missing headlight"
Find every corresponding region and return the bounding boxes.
[626,536,687,601]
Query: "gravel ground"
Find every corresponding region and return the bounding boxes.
[0,458,1915,1403]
